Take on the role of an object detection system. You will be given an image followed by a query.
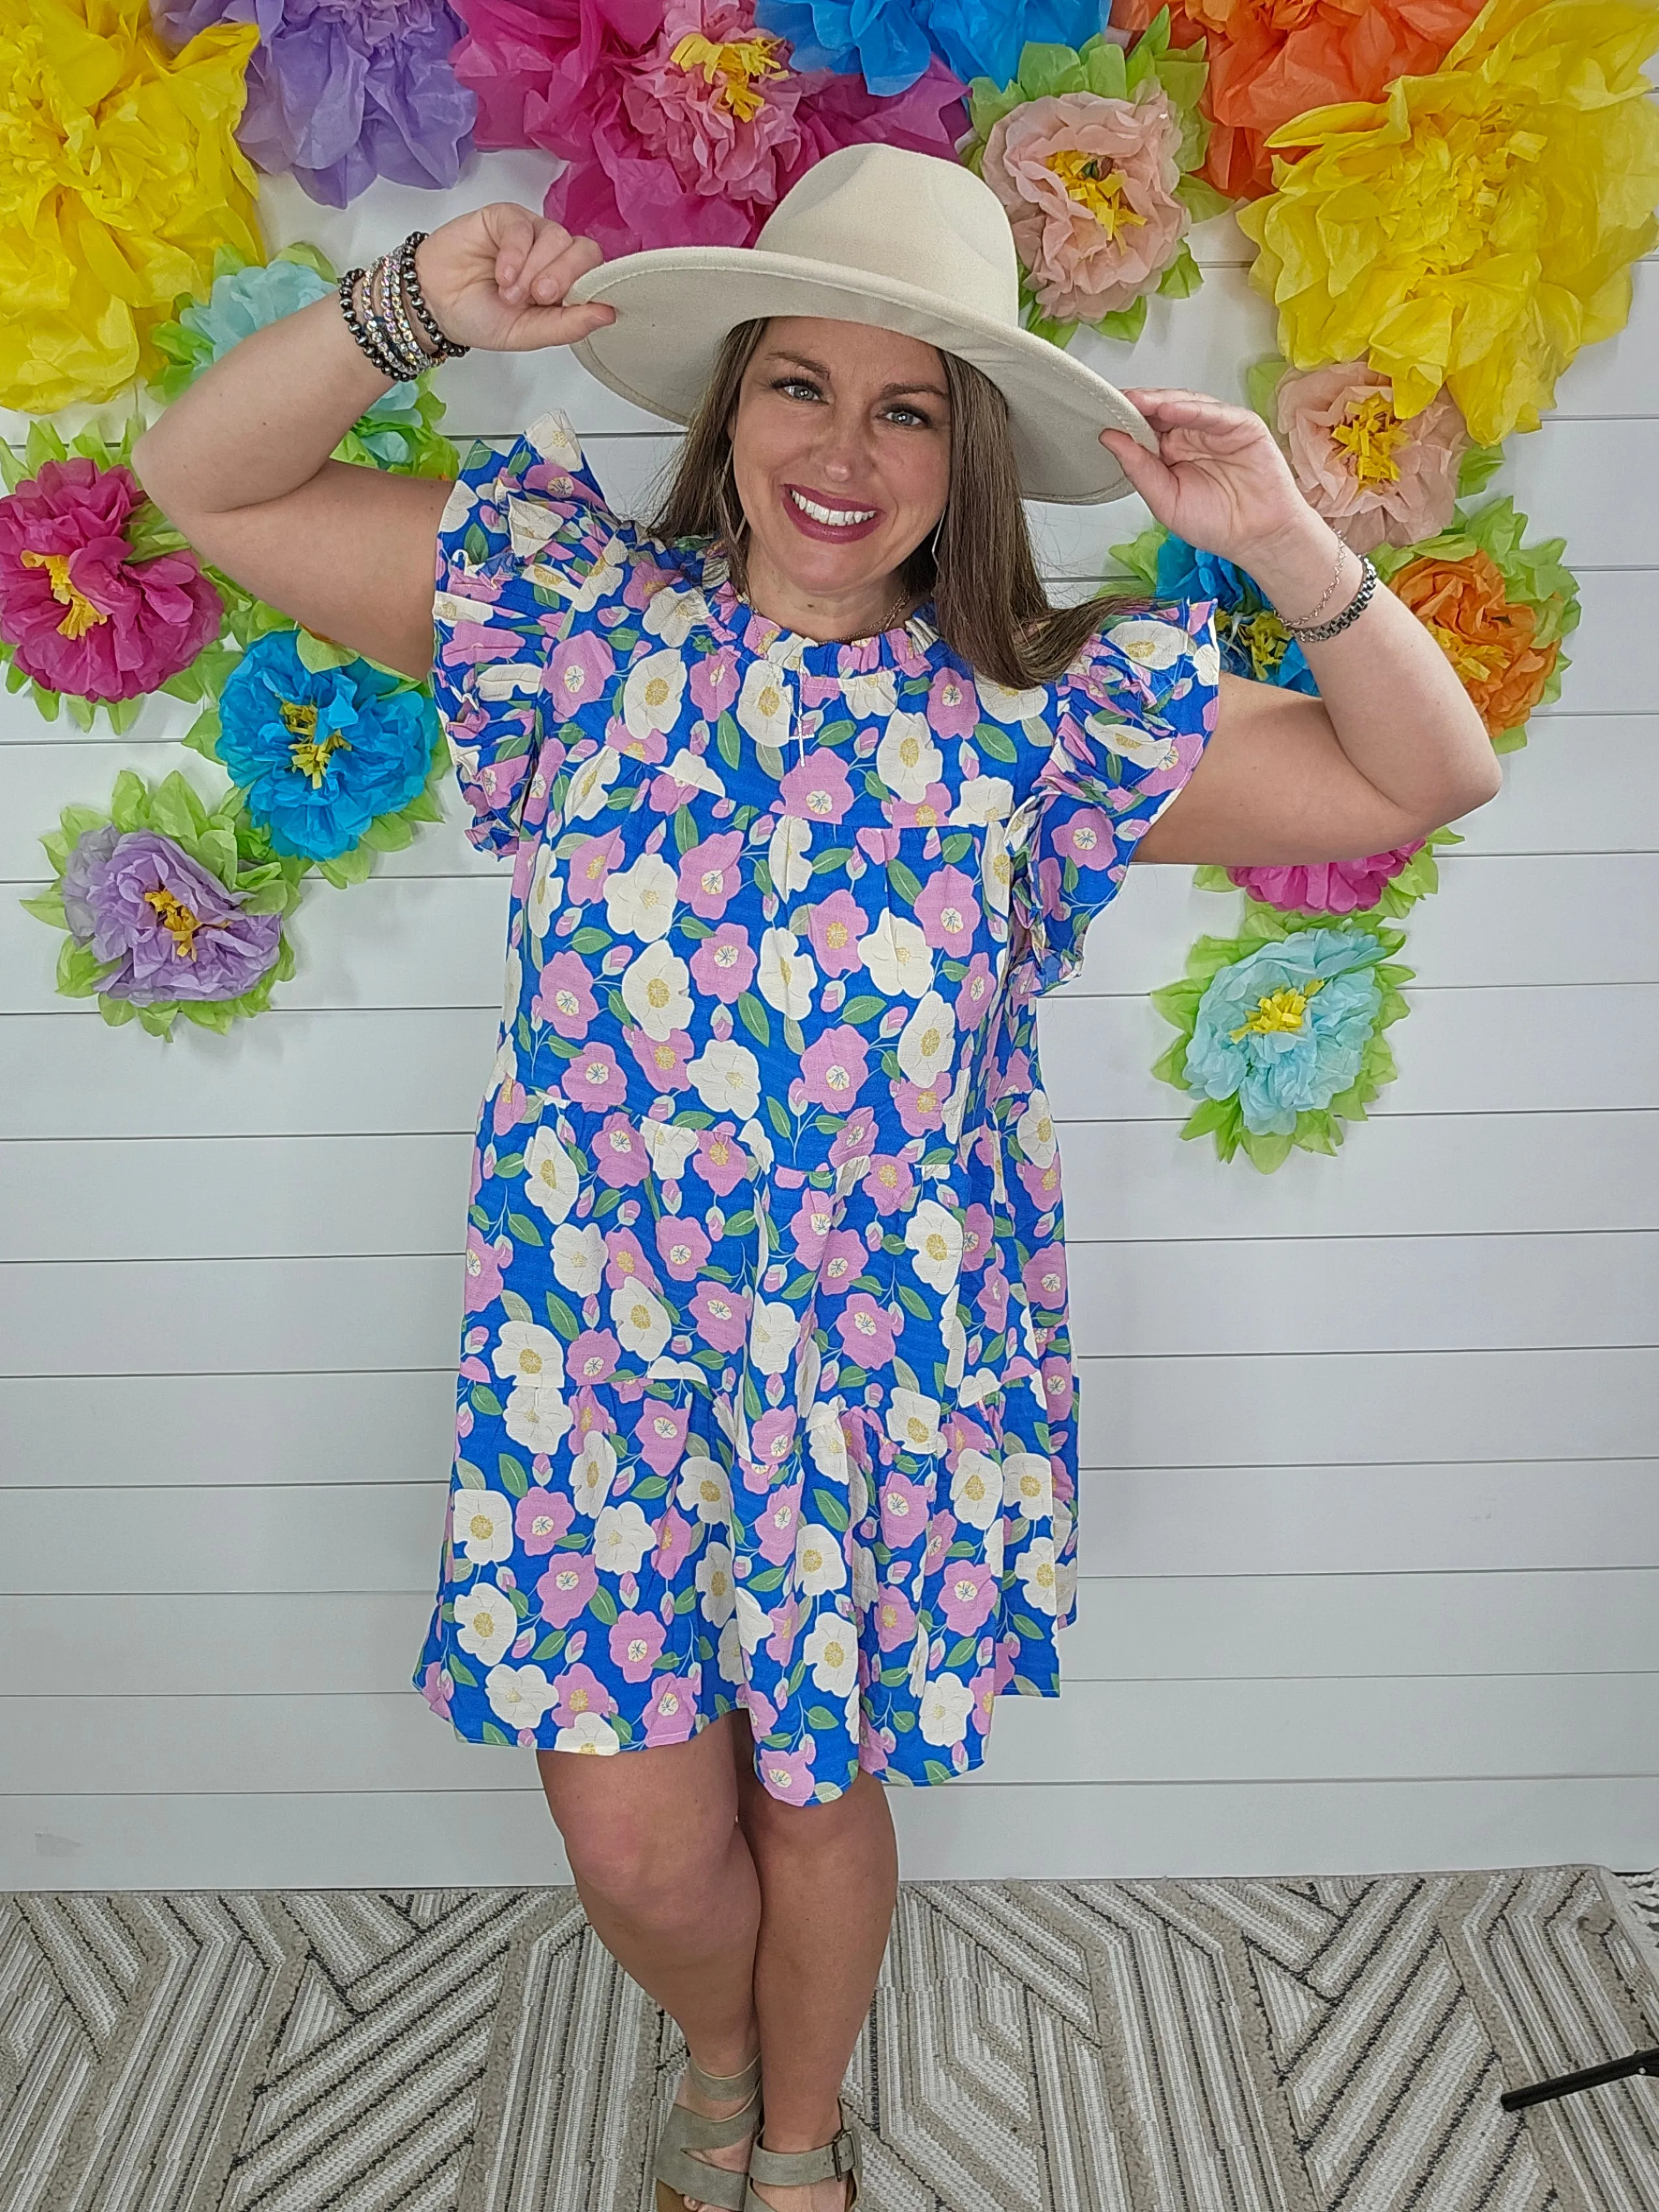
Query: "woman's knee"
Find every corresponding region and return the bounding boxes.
[537,1712,745,1919]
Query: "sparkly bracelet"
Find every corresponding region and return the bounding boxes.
[367,258,428,381]
[376,253,431,379]
[335,237,471,382]
[1281,552,1379,644]
[336,265,408,381]
[396,232,470,362]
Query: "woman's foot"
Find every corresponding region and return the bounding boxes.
[673,2051,761,2212]
[743,2117,856,2212]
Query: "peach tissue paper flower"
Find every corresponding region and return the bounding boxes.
[1264,360,1472,556]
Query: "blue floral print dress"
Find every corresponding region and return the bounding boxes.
[413,410,1219,1804]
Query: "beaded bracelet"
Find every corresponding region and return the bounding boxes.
[335,234,471,383]
[396,232,470,363]
[1279,550,1379,644]
[336,266,409,381]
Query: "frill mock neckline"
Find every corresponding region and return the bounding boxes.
[696,549,939,666]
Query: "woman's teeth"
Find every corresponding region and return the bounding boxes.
[789,489,876,527]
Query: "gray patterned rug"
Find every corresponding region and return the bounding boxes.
[5,1869,1658,2212]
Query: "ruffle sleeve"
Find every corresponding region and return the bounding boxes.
[1011,597,1222,993]
[430,408,630,856]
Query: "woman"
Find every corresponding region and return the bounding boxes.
[133,144,1499,2212]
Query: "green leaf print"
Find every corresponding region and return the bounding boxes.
[498,1454,530,1497]
[813,1488,850,1532]
[588,1583,620,1625]
[481,1721,512,1746]
[737,991,771,1047]
[533,1629,568,1662]
[895,1284,932,1321]
[806,1705,840,1731]
[448,1654,479,1687]
[544,1293,581,1340]
[470,1384,504,1417]
[715,712,741,768]
[500,1289,534,1326]
[944,1636,979,1667]
[455,1459,486,1489]
[973,721,1018,762]
[839,994,886,1026]
[506,1211,543,1244]
[886,858,923,906]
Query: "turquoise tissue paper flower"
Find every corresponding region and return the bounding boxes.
[172,258,422,422]
[1184,928,1390,1135]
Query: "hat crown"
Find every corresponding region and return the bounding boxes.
[754,144,1021,331]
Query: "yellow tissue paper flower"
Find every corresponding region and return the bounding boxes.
[0,0,263,415]
[1234,0,1659,445]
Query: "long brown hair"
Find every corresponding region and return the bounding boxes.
[649,318,1163,689]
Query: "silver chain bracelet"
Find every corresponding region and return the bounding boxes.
[1276,543,1378,644]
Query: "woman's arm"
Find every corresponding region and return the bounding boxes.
[130,207,615,681]
[1098,389,1504,866]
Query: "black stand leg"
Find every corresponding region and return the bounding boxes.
[1501,2046,1659,2112]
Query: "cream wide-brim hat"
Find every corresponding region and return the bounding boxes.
[566,142,1159,505]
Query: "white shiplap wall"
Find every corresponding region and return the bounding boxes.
[3,152,1655,1890]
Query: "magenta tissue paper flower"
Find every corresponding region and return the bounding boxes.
[60,826,283,1004]
[0,458,222,704]
[1224,845,1427,917]
[451,0,968,256]
[151,0,477,207]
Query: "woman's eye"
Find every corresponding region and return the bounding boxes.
[886,404,931,428]
[775,378,822,401]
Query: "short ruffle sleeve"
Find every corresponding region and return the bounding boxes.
[430,408,631,856]
[1013,597,1221,993]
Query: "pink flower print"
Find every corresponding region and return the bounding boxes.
[756,1483,802,1565]
[925,665,979,741]
[1040,1355,1075,1424]
[755,1737,817,1806]
[655,1212,711,1281]
[624,1023,695,1093]
[942,1409,991,1460]
[420,1661,453,1718]
[593,1114,652,1188]
[635,1399,691,1474]
[779,748,853,824]
[606,711,668,766]
[689,920,756,1002]
[492,1080,531,1138]
[820,1229,867,1294]
[786,1189,837,1267]
[921,1510,957,1578]
[604,1225,662,1294]
[562,1042,631,1113]
[884,785,951,831]
[765,1592,802,1670]
[959,1203,993,1274]
[1017,1155,1062,1212]
[551,1661,618,1726]
[799,1024,869,1112]
[1051,806,1114,870]
[955,953,997,1031]
[463,1225,507,1313]
[566,826,625,906]
[643,1671,698,1744]
[691,1122,752,1197]
[679,830,745,919]
[835,1293,899,1369]
[544,631,615,715]
[609,1609,667,1682]
[537,1553,598,1626]
[969,1665,997,1735]
[829,1109,877,1168]
[515,1488,575,1554]
[940,1561,998,1635]
[689,644,740,718]
[977,1268,1009,1332]
[1024,1246,1067,1310]
[1036,852,1066,920]
[568,1331,621,1386]
[865,1153,915,1217]
[895,1080,944,1137]
[854,824,900,865]
[533,951,599,1038]
[690,1280,750,1354]
[880,1468,929,1547]
[805,888,868,976]
[622,557,680,612]
[653,1508,697,1580]
[872,1583,916,1651]
[914,865,981,957]
[748,1407,798,1479]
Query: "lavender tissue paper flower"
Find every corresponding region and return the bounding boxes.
[61,825,283,1005]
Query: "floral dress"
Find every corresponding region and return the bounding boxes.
[413,410,1219,1804]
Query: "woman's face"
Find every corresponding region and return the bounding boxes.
[728,316,952,605]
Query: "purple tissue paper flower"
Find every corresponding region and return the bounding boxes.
[151,0,477,207]
[61,826,283,1006]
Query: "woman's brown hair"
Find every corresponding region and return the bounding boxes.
[649,318,1163,691]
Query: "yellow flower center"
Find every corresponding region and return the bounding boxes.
[280,699,353,788]
[1230,606,1293,680]
[1231,978,1324,1040]
[670,30,788,121]
[20,549,106,638]
[1330,391,1407,488]
[1424,621,1508,686]
[142,886,207,957]
[1045,151,1147,242]
[1410,106,1542,277]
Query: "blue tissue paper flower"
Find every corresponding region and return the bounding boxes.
[1184,929,1389,1134]
[181,260,421,416]
[756,0,1101,97]
[1154,534,1320,694]
[215,631,438,862]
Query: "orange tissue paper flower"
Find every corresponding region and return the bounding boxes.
[1392,548,1560,740]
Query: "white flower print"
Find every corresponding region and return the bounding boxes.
[571,1430,618,1518]
[886,1388,943,1457]
[905,1199,963,1294]
[697,1540,737,1626]
[503,1381,573,1454]
[757,927,816,1019]
[485,1662,557,1730]
[976,677,1046,724]
[1106,615,1186,671]
[918,1671,975,1746]
[907,1621,931,1696]
[452,1489,515,1566]
[940,1064,972,1147]
[620,938,693,1039]
[522,1126,582,1223]
[640,583,708,646]
[527,408,584,470]
[593,1499,656,1574]
[563,745,620,821]
[733,1583,772,1654]
[622,648,687,739]
[640,1119,700,1182]
[556,1710,621,1754]
[492,1321,566,1390]
[736,657,792,748]
[1083,710,1178,774]
[661,746,725,798]
[949,774,1013,826]
[875,711,942,800]
[839,666,897,719]
[949,1448,1001,1529]
[803,1611,858,1697]
[605,852,678,940]
[454,1579,517,1665]
[677,1454,732,1523]
[687,1038,760,1120]
[806,1402,850,1484]
[856,911,933,998]
[942,1299,967,1391]
[611,1280,672,1360]
[1192,636,1221,688]
[980,818,1013,918]
[897,990,955,1088]
[528,841,562,937]
[551,1221,606,1297]
[767,813,813,897]
[716,1613,747,1685]
[1016,1090,1058,1167]
[1014,1535,1059,1615]
[748,1297,801,1377]
[1002,1450,1053,1519]
[795,1522,848,1596]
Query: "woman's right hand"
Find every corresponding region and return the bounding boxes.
[413,204,618,354]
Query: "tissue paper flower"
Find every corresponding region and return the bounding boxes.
[756,0,1103,97]
[0,0,262,412]
[453,0,969,254]
[209,629,442,867]
[1234,0,1659,444]
[1150,906,1412,1169]
[0,455,223,711]
[22,771,305,1036]
[1199,826,1465,919]
[1109,522,1318,693]
[964,23,1231,344]
[151,0,477,207]
[1109,0,1486,200]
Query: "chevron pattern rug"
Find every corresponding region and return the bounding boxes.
[5,1868,1658,2212]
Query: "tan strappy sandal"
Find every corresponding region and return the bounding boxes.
[742,2098,861,2210]
[653,2047,764,2212]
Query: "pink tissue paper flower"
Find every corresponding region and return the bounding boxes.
[1224,844,1427,916]
[1274,362,1471,557]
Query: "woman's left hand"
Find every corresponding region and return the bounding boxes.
[1099,389,1317,571]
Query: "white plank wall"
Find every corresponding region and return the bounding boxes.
[2,155,1656,1889]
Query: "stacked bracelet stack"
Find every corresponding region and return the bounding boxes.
[336,232,470,385]
[1276,537,1379,644]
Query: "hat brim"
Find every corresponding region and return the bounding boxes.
[565,246,1158,506]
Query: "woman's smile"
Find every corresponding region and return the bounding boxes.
[782,482,884,542]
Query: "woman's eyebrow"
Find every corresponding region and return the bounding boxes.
[764,351,950,404]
